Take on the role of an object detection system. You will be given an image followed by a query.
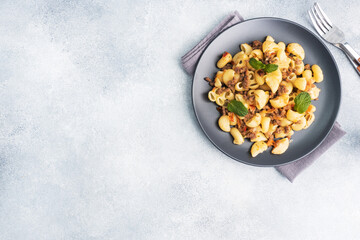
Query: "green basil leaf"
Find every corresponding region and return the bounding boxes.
[227,100,248,117]
[249,58,265,70]
[264,63,278,73]
[249,58,278,73]
[294,92,311,114]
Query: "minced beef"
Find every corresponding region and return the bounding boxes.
[295,58,302,65]
[284,126,291,134]
[271,119,281,125]
[204,77,214,86]
[234,66,247,74]
[264,52,276,65]
[257,69,265,77]
[278,85,287,95]
[217,87,226,95]
[216,106,229,116]
[221,63,233,70]
[242,70,250,90]
[251,40,262,50]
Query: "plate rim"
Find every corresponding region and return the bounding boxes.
[191,17,342,167]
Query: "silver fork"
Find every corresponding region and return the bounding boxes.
[308,2,360,75]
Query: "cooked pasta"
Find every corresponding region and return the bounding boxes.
[203,36,323,157]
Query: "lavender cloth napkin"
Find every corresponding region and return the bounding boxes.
[182,11,346,182]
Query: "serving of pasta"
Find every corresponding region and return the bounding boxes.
[204,36,323,157]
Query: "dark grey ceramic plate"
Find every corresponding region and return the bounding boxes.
[192,17,341,167]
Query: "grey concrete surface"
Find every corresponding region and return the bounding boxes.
[0,0,359,239]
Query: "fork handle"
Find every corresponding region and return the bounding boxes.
[345,53,360,76]
[338,42,360,75]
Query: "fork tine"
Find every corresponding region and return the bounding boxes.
[311,7,328,33]
[314,3,333,28]
[311,5,330,32]
[313,3,331,30]
[308,10,325,35]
